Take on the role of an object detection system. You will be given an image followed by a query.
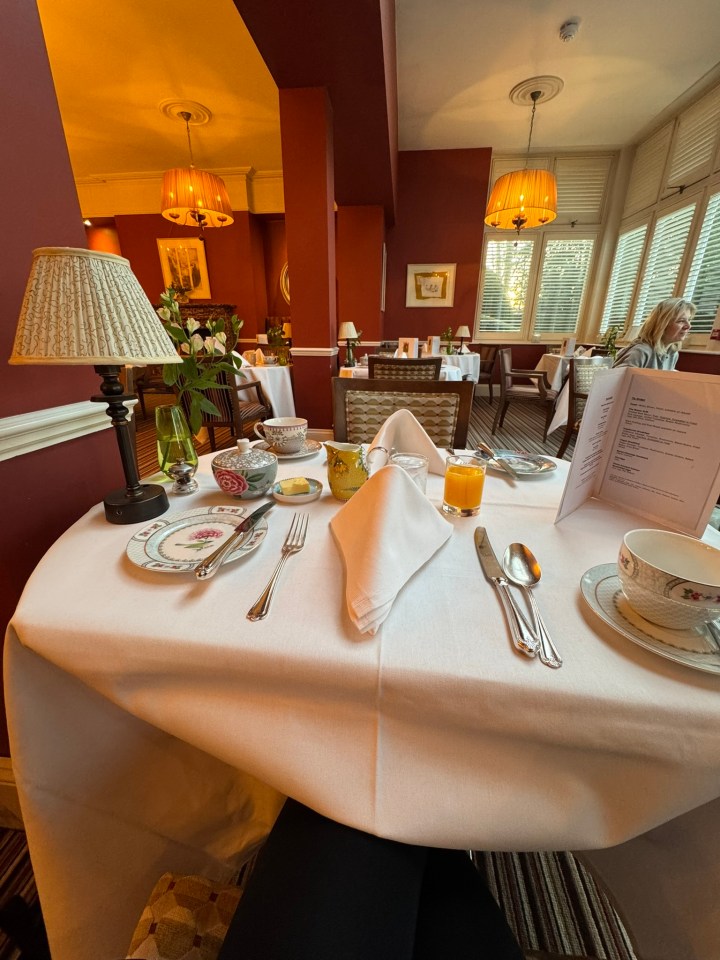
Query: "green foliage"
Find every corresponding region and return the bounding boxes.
[600,324,622,358]
[157,289,245,434]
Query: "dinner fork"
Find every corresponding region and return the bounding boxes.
[247,513,308,621]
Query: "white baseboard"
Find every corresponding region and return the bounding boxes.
[0,758,22,830]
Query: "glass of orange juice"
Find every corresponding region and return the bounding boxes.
[442,455,486,517]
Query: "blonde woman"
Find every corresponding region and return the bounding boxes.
[613,298,695,370]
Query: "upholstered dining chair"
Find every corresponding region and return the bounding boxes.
[556,356,613,458]
[332,377,474,449]
[180,371,273,451]
[367,356,442,380]
[476,346,499,404]
[491,348,558,440]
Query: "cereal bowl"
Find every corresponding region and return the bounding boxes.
[618,528,720,629]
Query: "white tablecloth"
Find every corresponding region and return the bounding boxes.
[239,365,295,417]
[535,353,569,391]
[438,352,481,382]
[6,454,720,960]
[342,365,463,380]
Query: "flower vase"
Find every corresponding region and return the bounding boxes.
[155,404,199,493]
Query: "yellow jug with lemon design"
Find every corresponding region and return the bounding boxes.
[324,441,369,500]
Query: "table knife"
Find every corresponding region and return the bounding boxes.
[195,501,274,580]
[474,527,539,658]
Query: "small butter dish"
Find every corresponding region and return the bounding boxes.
[272,477,323,504]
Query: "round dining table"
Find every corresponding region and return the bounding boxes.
[6,447,720,960]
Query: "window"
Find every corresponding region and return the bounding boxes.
[534,239,594,334]
[476,235,594,339]
[632,204,696,326]
[599,225,647,334]
[684,191,720,334]
[476,239,532,334]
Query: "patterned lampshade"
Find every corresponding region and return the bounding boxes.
[9,247,182,366]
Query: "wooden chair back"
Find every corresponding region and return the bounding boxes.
[367,356,442,380]
[332,377,474,448]
[179,370,272,451]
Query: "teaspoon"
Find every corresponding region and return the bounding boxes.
[502,543,563,668]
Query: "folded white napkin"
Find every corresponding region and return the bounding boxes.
[255,348,266,364]
[330,465,453,634]
[369,409,447,475]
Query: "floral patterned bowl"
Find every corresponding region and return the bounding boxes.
[618,528,720,629]
[211,440,277,500]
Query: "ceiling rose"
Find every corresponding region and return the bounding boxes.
[159,99,212,126]
[509,76,564,107]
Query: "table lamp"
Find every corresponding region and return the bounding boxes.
[9,247,183,524]
[455,325,471,353]
[338,321,358,367]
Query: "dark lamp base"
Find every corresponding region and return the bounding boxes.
[104,483,169,525]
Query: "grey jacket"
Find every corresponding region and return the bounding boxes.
[612,341,678,370]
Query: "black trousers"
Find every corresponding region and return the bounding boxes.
[218,799,524,960]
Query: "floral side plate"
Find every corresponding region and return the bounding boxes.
[580,563,720,676]
[126,505,268,574]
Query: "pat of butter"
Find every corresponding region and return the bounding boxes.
[279,477,310,496]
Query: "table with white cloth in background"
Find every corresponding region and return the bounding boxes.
[6,451,720,960]
[341,364,463,380]
[535,353,569,392]
[437,351,481,382]
[238,364,295,418]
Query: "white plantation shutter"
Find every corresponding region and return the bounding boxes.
[667,87,720,189]
[599,225,648,333]
[625,124,673,216]
[555,157,612,224]
[534,239,595,333]
[632,203,696,325]
[683,191,720,333]
[476,239,534,334]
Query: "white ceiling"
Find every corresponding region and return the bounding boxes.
[38,0,720,184]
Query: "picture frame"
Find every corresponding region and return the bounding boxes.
[424,335,441,356]
[157,238,211,300]
[560,336,577,357]
[405,263,456,308]
[398,337,419,358]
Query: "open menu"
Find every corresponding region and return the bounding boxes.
[556,367,720,537]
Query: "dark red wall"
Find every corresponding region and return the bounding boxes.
[114,212,269,338]
[383,148,491,340]
[0,0,125,755]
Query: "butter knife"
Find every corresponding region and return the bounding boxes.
[195,501,273,580]
[474,527,539,658]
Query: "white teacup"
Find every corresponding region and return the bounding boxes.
[254,417,308,454]
[618,528,720,630]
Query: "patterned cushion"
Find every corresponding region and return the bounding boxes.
[371,362,437,380]
[127,873,242,960]
[344,390,459,445]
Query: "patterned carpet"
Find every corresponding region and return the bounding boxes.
[468,394,576,461]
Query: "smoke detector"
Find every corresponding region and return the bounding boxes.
[559,18,581,42]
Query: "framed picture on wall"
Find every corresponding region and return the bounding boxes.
[157,238,211,299]
[405,263,456,308]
